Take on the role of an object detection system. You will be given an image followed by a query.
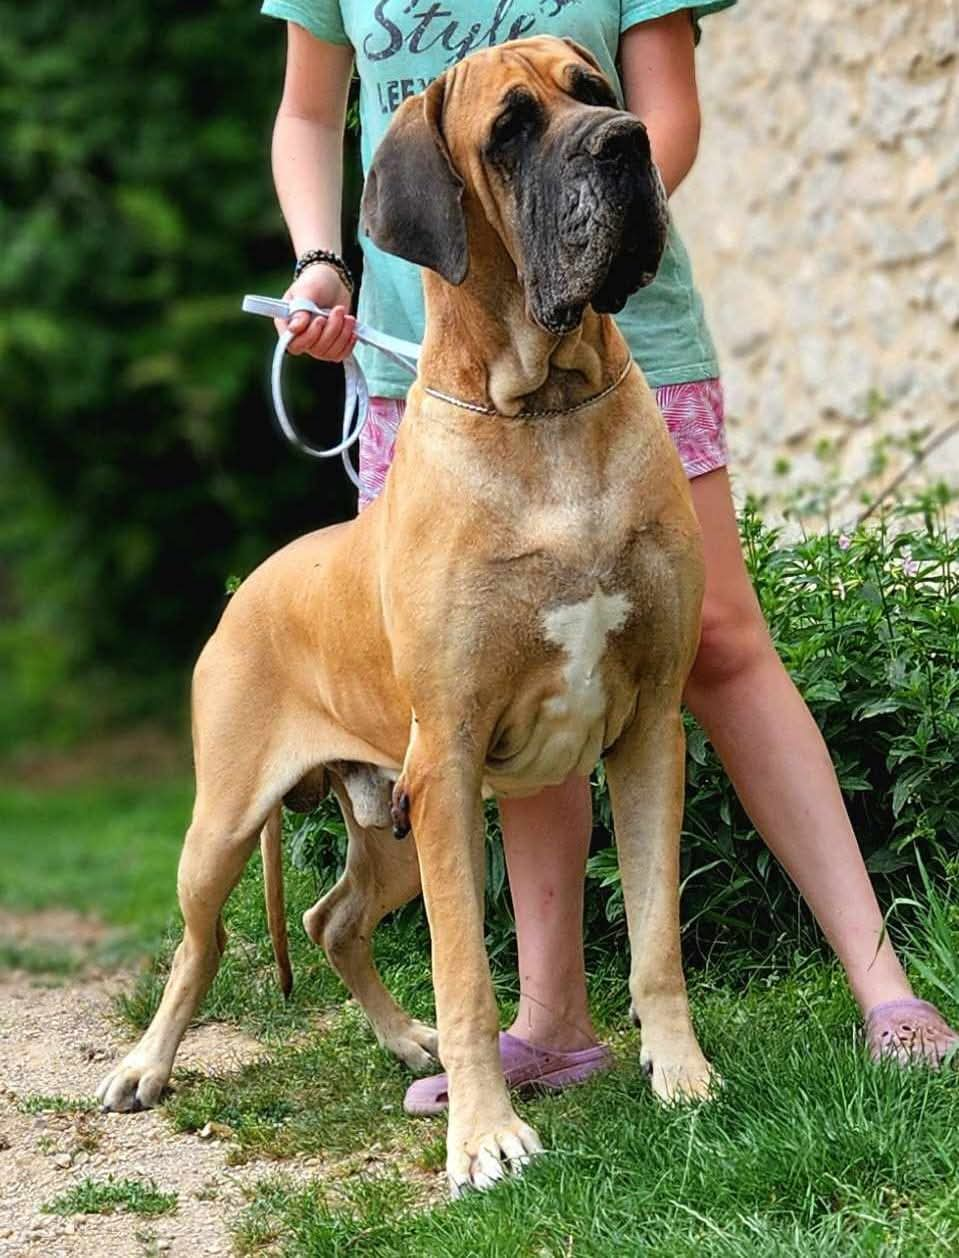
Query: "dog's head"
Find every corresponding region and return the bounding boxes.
[361,35,669,336]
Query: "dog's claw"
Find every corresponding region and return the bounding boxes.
[644,1051,717,1103]
[446,1116,542,1198]
[390,788,411,838]
[96,1059,169,1113]
[379,1018,438,1072]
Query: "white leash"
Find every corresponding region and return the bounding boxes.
[242,295,420,490]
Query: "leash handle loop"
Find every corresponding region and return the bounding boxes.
[243,294,420,491]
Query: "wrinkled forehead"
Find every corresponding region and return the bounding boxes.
[443,37,602,143]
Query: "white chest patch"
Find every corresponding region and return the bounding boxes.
[542,586,631,720]
[485,585,633,795]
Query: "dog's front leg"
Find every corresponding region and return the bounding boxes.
[399,725,542,1196]
[605,698,715,1102]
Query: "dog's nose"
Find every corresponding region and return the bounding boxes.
[588,119,651,165]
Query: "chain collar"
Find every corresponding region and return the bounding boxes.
[422,356,633,419]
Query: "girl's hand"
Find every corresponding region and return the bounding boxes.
[275,265,358,362]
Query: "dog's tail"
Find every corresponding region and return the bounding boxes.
[260,806,293,999]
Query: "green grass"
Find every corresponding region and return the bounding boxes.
[0,939,90,974]
[116,854,959,1257]
[118,855,366,1039]
[166,1001,423,1163]
[42,1176,178,1218]
[0,776,192,950]
[5,775,959,1254]
[226,970,959,1257]
[19,1094,99,1115]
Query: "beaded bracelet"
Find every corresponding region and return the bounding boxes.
[293,248,355,294]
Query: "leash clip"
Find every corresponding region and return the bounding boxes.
[242,295,420,491]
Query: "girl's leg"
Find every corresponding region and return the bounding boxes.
[499,777,599,1051]
[683,467,914,1011]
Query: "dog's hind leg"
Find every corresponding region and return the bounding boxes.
[97,639,294,1112]
[303,780,438,1072]
[96,786,265,1112]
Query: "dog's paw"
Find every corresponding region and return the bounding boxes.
[643,1046,718,1104]
[446,1115,543,1198]
[96,1056,169,1113]
[380,1019,439,1073]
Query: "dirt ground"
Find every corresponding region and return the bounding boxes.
[0,912,325,1258]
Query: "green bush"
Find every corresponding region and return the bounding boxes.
[288,491,959,959]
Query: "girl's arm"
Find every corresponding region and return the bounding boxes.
[273,24,353,258]
[271,23,357,359]
[619,11,701,197]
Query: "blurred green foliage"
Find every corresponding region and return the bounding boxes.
[0,2,359,750]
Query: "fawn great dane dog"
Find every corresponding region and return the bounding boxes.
[97,35,715,1194]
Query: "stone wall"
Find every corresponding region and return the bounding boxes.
[672,0,958,518]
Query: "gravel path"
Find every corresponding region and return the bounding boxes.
[0,915,327,1258]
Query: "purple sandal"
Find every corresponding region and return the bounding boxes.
[404,1031,613,1116]
[865,998,959,1067]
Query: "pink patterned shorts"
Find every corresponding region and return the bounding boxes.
[358,378,727,510]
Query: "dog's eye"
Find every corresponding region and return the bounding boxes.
[488,91,541,151]
[491,108,527,144]
[566,67,617,109]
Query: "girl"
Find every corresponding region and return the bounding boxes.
[259,0,957,1109]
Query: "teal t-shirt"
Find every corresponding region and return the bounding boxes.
[261,0,735,396]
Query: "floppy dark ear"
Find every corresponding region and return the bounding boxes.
[361,74,469,285]
[561,37,604,75]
